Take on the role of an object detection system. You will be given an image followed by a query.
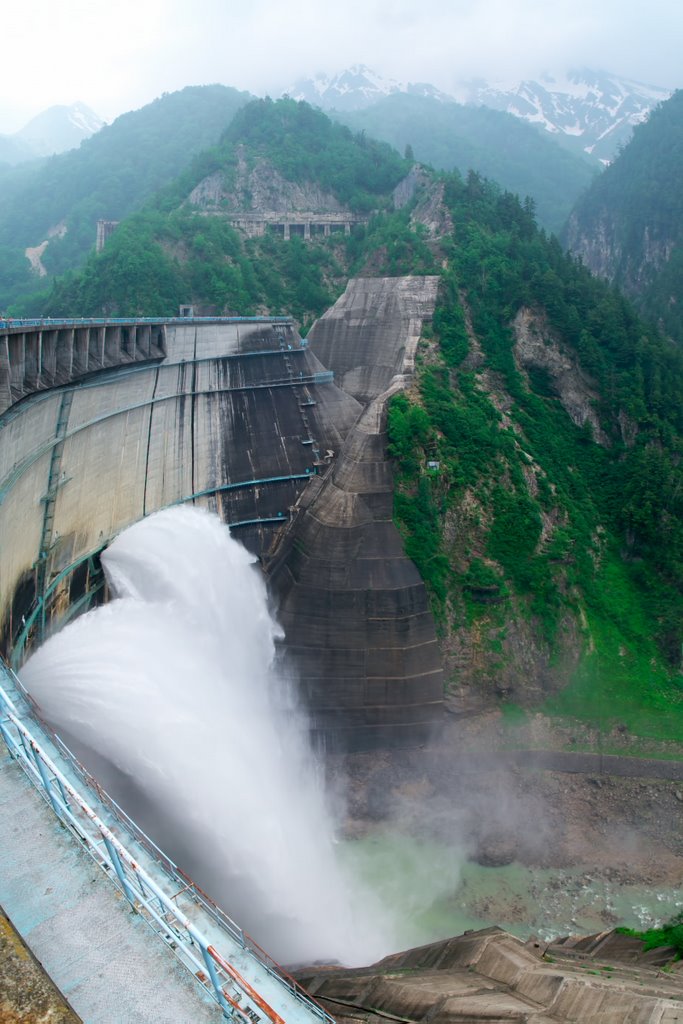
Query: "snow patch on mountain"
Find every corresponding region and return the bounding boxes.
[287,65,669,166]
[286,64,450,111]
[11,102,104,161]
[460,70,671,163]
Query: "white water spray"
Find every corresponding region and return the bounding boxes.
[21,506,394,966]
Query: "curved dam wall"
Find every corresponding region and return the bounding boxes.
[269,277,445,750]
[0,317,358,661]
[0,282,444,750]
[0,317,167,415]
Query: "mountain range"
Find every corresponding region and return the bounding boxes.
[0,80,594,309]
[462,69,672,164]
[3,64,669,174]
[287,64,451,110]
[0,85,251,306]
[334,93,596,234]
[0,102,103,164]
[288,64,671,165]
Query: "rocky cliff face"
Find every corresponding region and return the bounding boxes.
[513,307,608,445]
[393,167,453,241]
[188,145,346,214]
[566,208,677,299]
[564,208,622,282]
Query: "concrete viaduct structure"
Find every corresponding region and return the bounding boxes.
[227,212,365,240]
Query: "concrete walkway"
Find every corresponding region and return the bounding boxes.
[0,738,225,1024]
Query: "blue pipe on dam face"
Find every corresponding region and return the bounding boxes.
[8,473,318,667]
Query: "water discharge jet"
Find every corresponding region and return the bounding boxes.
[20,505,394,967]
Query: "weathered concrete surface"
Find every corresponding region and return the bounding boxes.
[0,904,82,1023]
[0,738,225,1024]
[297,927,683,1024]
[307,276,440,404]
[1,287,446,751]
[268,277,444,750]
[0,319,359,663]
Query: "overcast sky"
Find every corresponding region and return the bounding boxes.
[1,0,680,131]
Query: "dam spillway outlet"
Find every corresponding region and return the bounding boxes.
[20,506,396,967]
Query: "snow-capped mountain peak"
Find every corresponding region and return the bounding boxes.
[285,65,669,163]
[285,65,450,111]
[67,101,104,136]
[460,69,671,163]
[15,102,104,158]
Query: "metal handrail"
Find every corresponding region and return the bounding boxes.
[0,667,335,1024]
[0,317,293,329]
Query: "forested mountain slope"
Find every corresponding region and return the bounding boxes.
[564,89,683,343]
[21,98,683,744]
[0,85,251,309]
[390,170,683,741]
[31,99,425,326]
[335,93,597,234]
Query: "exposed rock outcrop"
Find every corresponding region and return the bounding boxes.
[188,145,345,214]
[393,166,453,240]
[513,307,609,446]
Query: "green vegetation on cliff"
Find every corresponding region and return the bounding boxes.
[38,207,349,325]
[619,912,683,958]
[218,98,407,213]
[0,85,252,308]
[19,99,425,322]
[389,170,683,738]
[565,89,683,344]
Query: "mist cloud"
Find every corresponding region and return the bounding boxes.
[2,0,680,130]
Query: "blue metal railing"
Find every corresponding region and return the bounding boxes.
[0,317,293,329]
[0,663,334,1024]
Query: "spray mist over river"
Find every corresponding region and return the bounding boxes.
[20,506,394,966]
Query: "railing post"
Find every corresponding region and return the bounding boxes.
[102,834,138,906]
[34,748,65,818]
[200,944,234,1018]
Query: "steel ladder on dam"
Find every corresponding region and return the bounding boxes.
[0,660,335,1024]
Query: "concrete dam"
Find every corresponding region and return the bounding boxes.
[0,276,443,750]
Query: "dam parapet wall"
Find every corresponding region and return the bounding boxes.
[0,315,303,416]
